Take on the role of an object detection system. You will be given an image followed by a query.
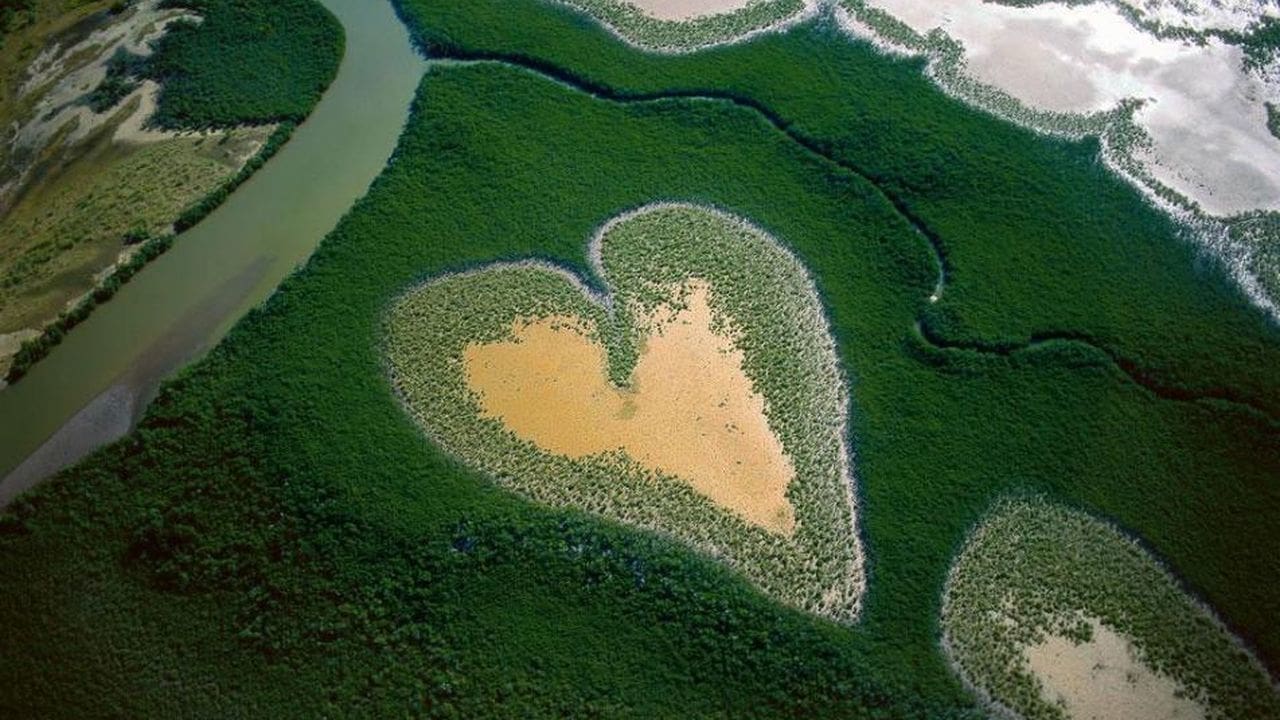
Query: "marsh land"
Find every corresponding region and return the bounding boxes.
[0,0,1277,718]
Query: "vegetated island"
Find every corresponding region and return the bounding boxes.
[942,498,1280,720]
[0,0,342,385]
[385,203,865,623]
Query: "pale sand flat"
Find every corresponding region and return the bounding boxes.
[1025,620,1207,720]
[626,0,755,21]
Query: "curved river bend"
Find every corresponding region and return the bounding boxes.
[0,0,426,502]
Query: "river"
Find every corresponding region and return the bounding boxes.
[0,0,426,503]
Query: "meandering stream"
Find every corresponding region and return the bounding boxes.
[0,0,426,502]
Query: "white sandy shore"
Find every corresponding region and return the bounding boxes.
[628,0,755,21]
[845,0,1280,217]
[557,0,823,53]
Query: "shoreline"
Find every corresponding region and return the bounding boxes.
[833,0,1280,321]
[2,120,297,385]
[0,0,427,500]
[0,0,345,385]
[547,0,822,53]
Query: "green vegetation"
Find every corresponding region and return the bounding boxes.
[394,0,1280,421]
[942,498,1280,720]
[386,204,863,623]
[560,0,806,51]
[0,0,116,36]
[839,0,1117,140]
[81,0,343,128]
[1235,211,1280,317]
[0,0,1278,716]
[1233,16,1280,73]
[0,0,34,33]
[139,0,343,128]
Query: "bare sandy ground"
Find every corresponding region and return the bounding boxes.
[1025,619,1208,720]
[111,80,181,144]
[463,281,798,534]
[0,328,38,360]
[848,0,1280,217]
[627,0,755,21]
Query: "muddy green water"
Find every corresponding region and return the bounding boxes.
[0,0,426,501]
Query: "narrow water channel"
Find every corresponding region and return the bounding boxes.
[0,0,426,502]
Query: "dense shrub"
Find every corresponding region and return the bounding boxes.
[141,0,343,128]
[0,0,32,34]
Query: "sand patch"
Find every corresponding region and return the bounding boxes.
[0,328,39,359]
[940,499,1280,720]
[111,80,178,144]
[557,0,818,52]
[0,328,39,385]
[463,282,797,534]
[625,0,755,21]
[1025,619,1207,720]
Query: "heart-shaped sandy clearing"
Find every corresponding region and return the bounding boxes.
[463,280,796,534]
[385,203,864,622]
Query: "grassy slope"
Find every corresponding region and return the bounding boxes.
[0,2,1276,718]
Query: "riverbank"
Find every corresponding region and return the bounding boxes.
[0,0,343,384]
[0,0,424,496]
